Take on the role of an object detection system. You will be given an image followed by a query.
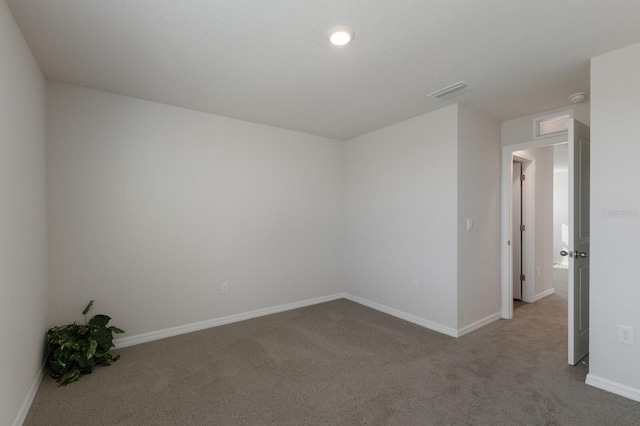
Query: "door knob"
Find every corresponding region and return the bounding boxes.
[560,250,588,258]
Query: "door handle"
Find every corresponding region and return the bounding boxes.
[560,250,588,258]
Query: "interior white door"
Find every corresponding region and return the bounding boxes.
[512,162,523,300]
[567,119,590,365]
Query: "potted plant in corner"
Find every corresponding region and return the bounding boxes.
[46,300,125,385]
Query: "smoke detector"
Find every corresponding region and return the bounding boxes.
[568,92,588,103]
[428,81,473,101]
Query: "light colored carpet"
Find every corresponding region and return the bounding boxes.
[24,294,640,425]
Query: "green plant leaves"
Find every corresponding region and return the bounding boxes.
[90,327,113,347]
[46,301,124,386]
[86,338,98,359]
[82,300,94,316]
[88,314,111,328]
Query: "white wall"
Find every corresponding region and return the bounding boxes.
[0,1,48,424]
[344,105,459,330]
[587,42,640,399]
[46,82,344,337]
[457,106,501,327]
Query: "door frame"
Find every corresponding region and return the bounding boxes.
[500,134,567,318]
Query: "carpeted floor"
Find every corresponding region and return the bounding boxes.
[24,293,640,425]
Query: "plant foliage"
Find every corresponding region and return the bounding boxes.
[47,300,125,385]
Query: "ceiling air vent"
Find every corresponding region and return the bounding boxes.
[535,114,570,138]
[428,81,472,101]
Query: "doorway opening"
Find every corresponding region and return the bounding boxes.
[501,133,568,317]
[501,118,590,365]
[510,145,569,313]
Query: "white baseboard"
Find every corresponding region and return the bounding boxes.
[457,312,502,337]
[534,287,555,302]
[114,293,347,349]
[115,292,500,350]
[13,361,45,426]
[342,294,458,337]
[586,374,640,402]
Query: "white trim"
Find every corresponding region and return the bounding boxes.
[512,152,534,163]
[586,374,640,403]
[534,287,555,302]
[343,294,459,337]
[115,292,501,351]
[457,312,502,337]
[114,293,346,348]
[501,147,514,318]
[13,361,45,426]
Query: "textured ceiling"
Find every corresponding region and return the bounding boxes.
[7,0,640,140]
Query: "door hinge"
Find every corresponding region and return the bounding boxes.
[520,174,525,181]
[520,224,525,232]
[520,274,525,282]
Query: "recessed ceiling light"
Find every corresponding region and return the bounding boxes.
[328,26,354,46]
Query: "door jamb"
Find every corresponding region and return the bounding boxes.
[512,153,535,303]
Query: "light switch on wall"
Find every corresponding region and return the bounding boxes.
[466,218,473,231]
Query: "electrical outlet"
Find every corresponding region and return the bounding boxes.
[411,281,419,293]
[221,282,229,295]
[618,325,634,345]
